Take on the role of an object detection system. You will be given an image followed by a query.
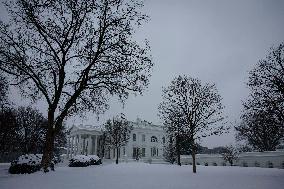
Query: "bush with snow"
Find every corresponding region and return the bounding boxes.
[88,155,102,165]
[68,155,101,167]
[9,154,45,174]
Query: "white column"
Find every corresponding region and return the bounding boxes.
[94,135,97,155]
[75,136,78,155]
[78,135,81,155]
[88,135,92,155]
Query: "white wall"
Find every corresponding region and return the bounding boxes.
[180,151,284,169]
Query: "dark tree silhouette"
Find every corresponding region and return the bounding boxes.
[236,108,284,151]
[0,107,18,155]
[158,75,226,173]
[236,42,284,151]
[0,0,153,171]
[104,114,132,164]
[0,106,67,161]
[15,106,47,154]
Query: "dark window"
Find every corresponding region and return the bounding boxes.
[142,148,145,157]
[133,134,136,141]
[268,162,273,168]
[162,137,165,144]
[151,136,158,142]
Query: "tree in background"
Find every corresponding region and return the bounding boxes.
[221,145,239,166]
[159,75,226,173]
[0,0,153,171]
[163,134,176,164]
[104,114,132,164]
[0,106,66,162]
[235,109,283,151]
[236,43,284,151]
[16,107,47,154]
[0,107,18,157]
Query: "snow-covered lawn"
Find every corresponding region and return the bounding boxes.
[0,162,284,189]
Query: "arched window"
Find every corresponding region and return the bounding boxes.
[133,133,136,141]
[151,136,158,142]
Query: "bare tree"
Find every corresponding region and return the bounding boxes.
[236,42,284,151]
[104,114,132,164]
[158,75,226,173]
[221,145,239,166]
[0,0,153,171]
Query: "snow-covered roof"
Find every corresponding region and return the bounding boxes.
[69,118,165,134]
[129,118,165,131]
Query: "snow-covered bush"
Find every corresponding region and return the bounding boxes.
[69,155,90,167]
[68,155,101,167]
[88,155,102,165]
[9,154,43,174]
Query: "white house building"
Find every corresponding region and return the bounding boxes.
[67,118,166,161]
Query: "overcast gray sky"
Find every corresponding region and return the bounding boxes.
[3,0,284,148]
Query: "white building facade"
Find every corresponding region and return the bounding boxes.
[67,118,166,161]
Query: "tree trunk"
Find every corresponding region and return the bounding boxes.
[192,142,197,173]
[116,147,119,164]
[192,150,196,173]
[41,111,56,172]
[176,135,181,166]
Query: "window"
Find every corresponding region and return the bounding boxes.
[142,148,145,157]
[132,147,139,159]
[151,136,158,142]
[142,134,145,142]
[123,147,126,155]
[151,147,158,157]
[133,133,136,141]
[162,137,165,144]
[268,161,273,168]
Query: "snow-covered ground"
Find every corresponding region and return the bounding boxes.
[0,162,283,189]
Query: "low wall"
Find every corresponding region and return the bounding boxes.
[180,151,284,169]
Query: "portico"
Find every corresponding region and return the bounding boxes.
[67,125,102,158]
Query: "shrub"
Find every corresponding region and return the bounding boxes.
[213,162,217,166]
[68,155,102,167]
[89,155,102,165]
[9,154,47,174]
[204,162,208,166]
